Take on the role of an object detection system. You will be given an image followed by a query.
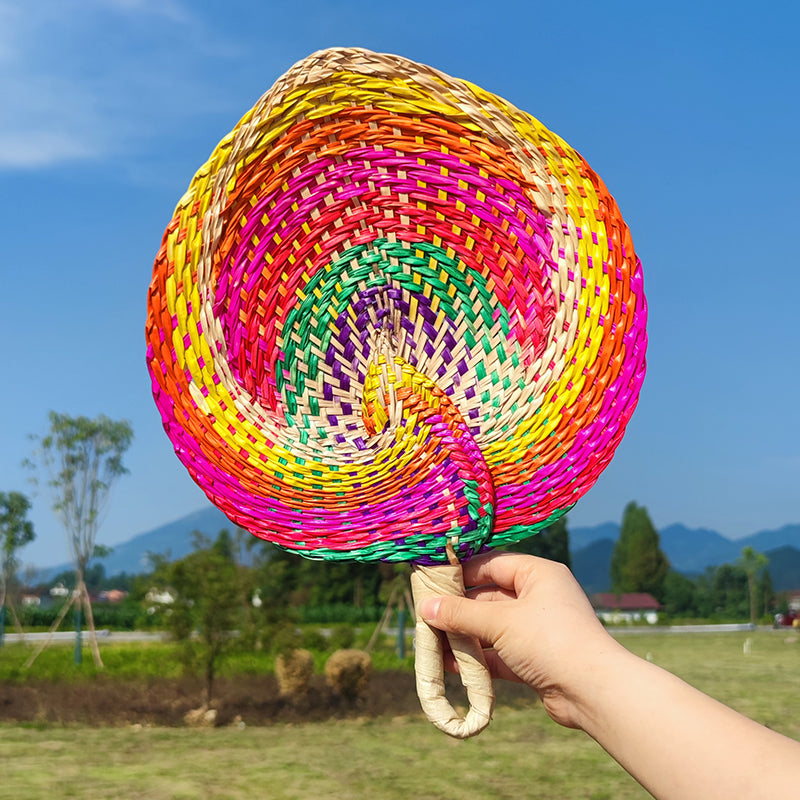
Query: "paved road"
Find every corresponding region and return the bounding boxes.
[1,623,779,645]
[1,630,166,644]
[609,623,771,635]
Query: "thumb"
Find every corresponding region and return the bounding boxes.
[419,595,500,645]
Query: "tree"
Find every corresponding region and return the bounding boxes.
[504,516,571,568]
[251,540,383,610]
[756,569,774,620]
[156,530,246,706]
[738,547,769,626]
[661,570,697,618]
[610,502,669,600]
[27,412,133,667]
[711,564,750,619]
[0,491,36,644]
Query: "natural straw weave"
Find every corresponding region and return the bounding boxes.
[146,47,647,565]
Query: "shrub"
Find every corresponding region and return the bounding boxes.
[327,625,355,651]
[324,649,372,701]
[300,627,327,652]
[17,599,141,631]
[299,604,382,624]
[275,648,314,697]
[269,622,302,656]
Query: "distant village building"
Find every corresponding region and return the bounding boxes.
[145,588,175,605]
[144,587,175,616]
[590,593,661,625]
[98,589,128,604]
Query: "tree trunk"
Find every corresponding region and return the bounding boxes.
[205,655,215,707]
[0,576,22,640]
[748,575,756,627]
[79,580,104,668]
[8,597,26,640]
[353,575,363,608]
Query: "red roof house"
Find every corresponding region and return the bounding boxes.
[590,593,661,625]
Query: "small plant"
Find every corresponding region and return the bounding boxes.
[275,648,314,697]
[324,649,371,702]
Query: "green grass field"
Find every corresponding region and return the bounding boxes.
[0,630,798,800]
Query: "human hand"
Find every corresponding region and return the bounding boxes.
[421,551,800,799]
[418,551,625,729]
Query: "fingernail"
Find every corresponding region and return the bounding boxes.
[420,598,441,621]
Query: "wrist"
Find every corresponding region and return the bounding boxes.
[562,636,638,734]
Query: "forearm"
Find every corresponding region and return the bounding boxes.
[574,646,800,800]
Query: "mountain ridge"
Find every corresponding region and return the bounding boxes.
[570,521,800,575]
[569,522,800,592]
[33,507,800,592]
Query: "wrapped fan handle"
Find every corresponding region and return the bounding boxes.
[410,545,494,738]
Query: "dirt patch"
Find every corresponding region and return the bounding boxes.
[0,671,536,727]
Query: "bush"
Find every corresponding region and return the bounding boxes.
[298,604,382,624]
[300,628,327,652]
[275,649,314,697]
[327,625,355,651]
[270,622,303,656]
[324,649,372,702]
[17,599,141,631]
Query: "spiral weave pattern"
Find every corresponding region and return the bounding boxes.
[146,48,647,564]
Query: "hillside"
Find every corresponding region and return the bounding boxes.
[35,506,235,583]
[764,546,800,592]
[568,523,800,592]
[570,538,614,593]
[33,510,800,593]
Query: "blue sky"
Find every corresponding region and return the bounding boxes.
[2,0,798,568]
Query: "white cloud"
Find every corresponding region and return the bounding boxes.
[0,0,239,170]
[0,131,94,168]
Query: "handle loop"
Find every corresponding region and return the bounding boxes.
[410,554,494,738]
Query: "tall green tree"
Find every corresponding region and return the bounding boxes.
[504,516,571,569]
[0,491,36,643]
[738,546,769,626]
[610,502,669,600]
[27,412,133,667]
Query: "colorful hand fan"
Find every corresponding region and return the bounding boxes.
[146,47,647,738]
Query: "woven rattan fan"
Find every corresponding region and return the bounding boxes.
[146,47,647,738]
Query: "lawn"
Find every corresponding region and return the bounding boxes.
[0,630,797,800]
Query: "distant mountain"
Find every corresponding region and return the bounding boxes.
[741,524,800,553]
[569,522,620,551]
[31,508,800,591]
[567,523,800,593]
[571,538,614,593]
[658,524,740,574]
[34,506,235,583]
[764,546,800,592]
[100,506,235,574]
